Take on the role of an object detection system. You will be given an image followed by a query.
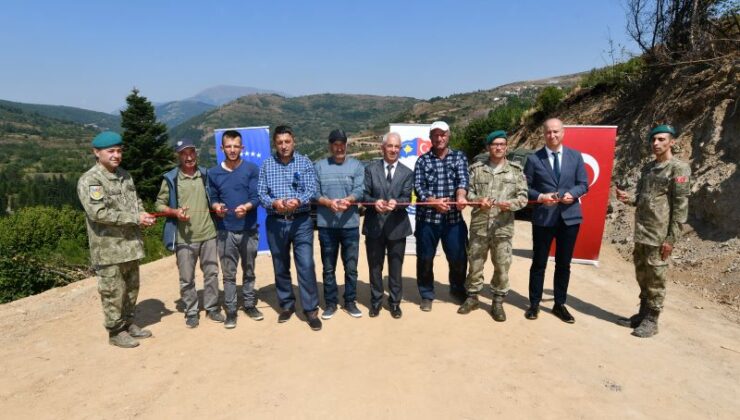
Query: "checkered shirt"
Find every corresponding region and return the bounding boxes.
[258,152,318,215]
[413,148,469,224]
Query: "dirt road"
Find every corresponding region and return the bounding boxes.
[1,220,738,419]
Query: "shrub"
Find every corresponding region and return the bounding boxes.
[580,57,645,91]
[535,86,566,117]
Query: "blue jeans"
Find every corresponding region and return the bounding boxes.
[217,230,258,313]
[266,213,319,313]
[318,227,359,306]
[415,220,468,300]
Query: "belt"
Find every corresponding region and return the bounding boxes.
[269,212,310,221]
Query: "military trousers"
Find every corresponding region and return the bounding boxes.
[176,238,220,317]
[465,231,512,296]
[95,260,140,334]
[633,242,668,311]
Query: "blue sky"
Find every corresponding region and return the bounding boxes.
[0,0,637,112]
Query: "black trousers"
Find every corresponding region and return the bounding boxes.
[529,220,580,306]
[366,236,406,306]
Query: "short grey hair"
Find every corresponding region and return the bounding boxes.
[382,132,401,145]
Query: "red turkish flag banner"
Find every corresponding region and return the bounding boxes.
[553,125,617,265]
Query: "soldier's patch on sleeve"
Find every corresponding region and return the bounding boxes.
[675,176,688,183]
[89,185,104,200]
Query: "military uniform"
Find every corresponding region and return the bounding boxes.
[628,157,691,311]
[465,160,528,296]
[77,162,145,337]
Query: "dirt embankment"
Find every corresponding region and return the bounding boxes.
[510,60,740,317]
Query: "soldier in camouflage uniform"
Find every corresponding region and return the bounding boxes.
[77,131,157,348]
[616,124,691,338]
[458,130,528,321]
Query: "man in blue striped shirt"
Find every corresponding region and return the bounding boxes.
[413,121,470,311]
[258,125,323,331]
[314,129,365,320]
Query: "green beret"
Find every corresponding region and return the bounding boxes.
[649,124,676,138]
[92,131,123,149]
[485,130,507,145]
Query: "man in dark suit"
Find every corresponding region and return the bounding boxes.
[362,132,414,318]
[523,118,588,323]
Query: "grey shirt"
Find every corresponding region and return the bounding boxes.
[314,157,365,229]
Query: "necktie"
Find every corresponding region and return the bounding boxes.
[553,152,560,180]
[387,164,393,183]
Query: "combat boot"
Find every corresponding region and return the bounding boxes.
[109,330,139,348]
[619,299,649,328]
[491,295,506,322]
[632,309,660,338]
[457,295,479,314]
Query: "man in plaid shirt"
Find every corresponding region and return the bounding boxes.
[413,121,469,311]
[258,125,323,331]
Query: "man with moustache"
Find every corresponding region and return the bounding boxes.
[208,130,262,329]
[314,129,365,319]
[413,120,470,311]
[616,124,691,338]
[77,131,156,348]
[523,118,588,323]
[362,132,414,318]
[258,125,322,331]
[155,138,222,328]
[457,130,528,321]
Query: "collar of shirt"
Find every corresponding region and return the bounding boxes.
[545,146,563,157]
[272,153,296,165]
[178,169,200,180]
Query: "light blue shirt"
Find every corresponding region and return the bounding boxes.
[314,157,364,228]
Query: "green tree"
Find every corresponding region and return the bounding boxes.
[451,97,533,158]
[120,88,173,203]
[535,86,565,117]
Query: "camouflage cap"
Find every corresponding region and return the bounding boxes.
[649,124,676,138]
[92,131,123,149]
[486,130,507,145]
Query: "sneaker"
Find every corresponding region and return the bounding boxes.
[307,311,322,331]
[243,306,264,321]
[109,331,139,348]
[278,308,295,323]
[185,315,200,328]
[224,312,237,329]
[321,305,337,320]
[127,324,152,338]
[206,310,225,323]
[343,301,362,318]
[420,299,433,312]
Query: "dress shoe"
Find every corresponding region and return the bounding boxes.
[306,310,322,331]
[525,305,539,320]
[368,305,381,318]
[278,308,295,323]
[450,290,467,304]
[552,304,575,323]
[390,304,402,319]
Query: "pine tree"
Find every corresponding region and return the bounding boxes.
[120,88,173,203]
